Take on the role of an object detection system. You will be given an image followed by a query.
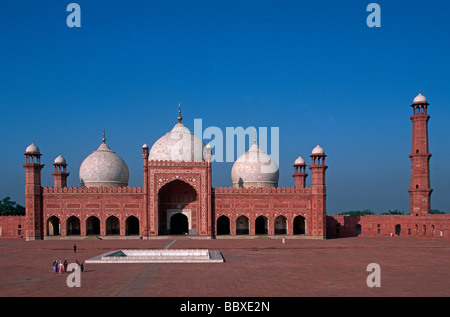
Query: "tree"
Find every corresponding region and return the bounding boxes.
[430,209,446,214]
[338,209,376,216]
[0,197,25,216]
[381,209,405,215]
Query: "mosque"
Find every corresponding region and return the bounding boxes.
[0,93,449,239]
[19,105,327,240]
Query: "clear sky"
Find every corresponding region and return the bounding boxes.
[0,0,449,214]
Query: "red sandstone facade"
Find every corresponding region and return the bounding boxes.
[327,214,450,239]
[9,148,327,240]
[1,128,328,240]
[0,94,449,240]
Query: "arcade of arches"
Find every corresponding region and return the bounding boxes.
[216,214,306,236]
[45,212,307,237]
[46,215,140,237]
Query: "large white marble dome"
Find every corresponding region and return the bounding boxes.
[231,143,279,188]
[149,122,205,162]
[79,142,129,188]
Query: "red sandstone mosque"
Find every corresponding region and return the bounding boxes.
[0,93,449,239]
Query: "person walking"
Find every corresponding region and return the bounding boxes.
[73,244,77,253]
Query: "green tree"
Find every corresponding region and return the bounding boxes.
[0,197,25,216]
[380,209,405,215]
[430,209,446,214]
[338,209,376,216]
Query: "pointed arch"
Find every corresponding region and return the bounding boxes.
[293,215,306,235]
[158,179,197,235]
[170,213,189,235]
[125,216,140,236]
[236,215,249,235]
[47,216,60,236]
[395,224,401,236]
[274,215,287,235]
[106,216,120,235]
[86,216,100,235]
[217,215,230,235]
[66,216,80,235]
[255,215,268,235]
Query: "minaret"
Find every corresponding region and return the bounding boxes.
[310,145,327,187]
[52,155,69,188]
[204,143,213,236]
[309,145,328,238]
[408,93,432,216]
[142,143,149,238]
[292,155,308,189]
[23,142,44,241]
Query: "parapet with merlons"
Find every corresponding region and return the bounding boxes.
[213,186,311,195]
[148,160,210,167]
[43,186,143,194]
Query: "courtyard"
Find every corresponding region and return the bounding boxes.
[0,236,448,298]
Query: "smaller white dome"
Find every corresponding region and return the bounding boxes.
[54,154,66,164]
[79,142,129,188]
[295,155,305,165]
[25,142,40,154]
[312,145,325,155]
[231,143,279,188]
[413,93,427,104]
[142,143,149,149]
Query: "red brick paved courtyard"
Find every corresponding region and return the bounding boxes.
[0,237,449,297]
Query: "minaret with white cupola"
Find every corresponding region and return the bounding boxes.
[292,155,307,189]
[408,92,432,216]
[23,142,44,240]
[309,145,327,238]
[52,155,69,188]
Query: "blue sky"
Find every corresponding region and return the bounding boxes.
[0,0,449,214]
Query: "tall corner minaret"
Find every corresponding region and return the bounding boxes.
[23,142,45,241]
[141,142,150,238]
[52,155,69,188]
[408,93,432,216]
[309,145,328,238]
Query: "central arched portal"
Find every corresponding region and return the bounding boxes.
[158,179,198,235]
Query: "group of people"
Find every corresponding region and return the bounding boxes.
[52,259,84,273]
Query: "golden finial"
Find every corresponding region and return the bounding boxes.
[102,128,106,143]
[178,102,183,123]
[253,128,257,144]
